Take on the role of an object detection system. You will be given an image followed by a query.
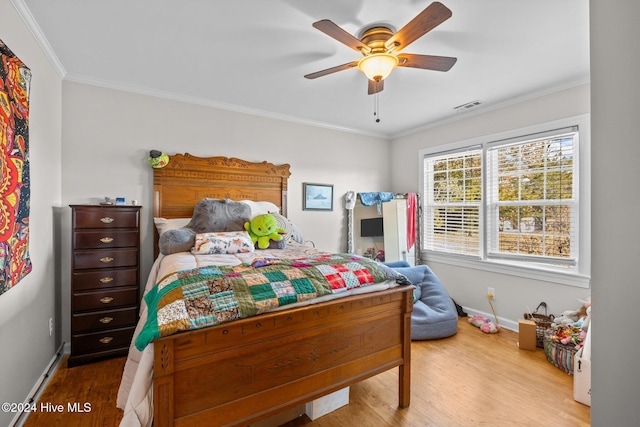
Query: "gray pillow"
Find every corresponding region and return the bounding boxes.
[159,198,252,255]
[158,228,196,255]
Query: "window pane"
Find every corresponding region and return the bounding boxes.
[428,206,480,255]
[495,137,574,203]
[497,204,573,259]
[497,175,516,201]
[424,149,482,257]
[520,172,545,200]
[545,205,572,235]
[546,170,573,199]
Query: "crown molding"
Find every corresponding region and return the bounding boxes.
[10,0,66,78]
[393,78,591,140]
[64,72,390,140]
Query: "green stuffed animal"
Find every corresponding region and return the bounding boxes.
[244,213,285,249]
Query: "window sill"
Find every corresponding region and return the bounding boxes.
[421,251,590,288]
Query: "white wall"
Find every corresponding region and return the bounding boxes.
[59,81,390,343]
[590,1,640,424]
[0,1,63,426]
[390,84,591,326]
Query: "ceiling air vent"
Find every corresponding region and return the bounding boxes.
[454,100,482,112]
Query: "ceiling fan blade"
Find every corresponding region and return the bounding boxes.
[368,79,384,95]
[397,53,457,71]
[304,61,359,79]
[313,20,372,54]
[385,2,452,52]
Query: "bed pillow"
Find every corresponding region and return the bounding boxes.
[191,231,254,255]
[270,212,304,244]
[239,200,280,217]
[154,217,191,235]
[159,199,253,255]
[188,198,251,232]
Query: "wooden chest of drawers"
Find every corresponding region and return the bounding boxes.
[69,205,141,367]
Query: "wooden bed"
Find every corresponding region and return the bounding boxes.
[149,154,413,427]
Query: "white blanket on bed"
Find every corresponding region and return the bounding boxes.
[116,243,398,427]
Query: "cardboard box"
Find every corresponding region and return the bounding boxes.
[574,323,591,406]
[306,387,349,420]
[518,319,537,350]
[573,347,591,406]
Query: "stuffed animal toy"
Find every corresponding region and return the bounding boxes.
[578,304,591,331]
[481,321,499,334]
[576,298,591,331]
[147,150,169,168]
[244,214,285,249]
[468,315,500,334]
[551,310,580,327]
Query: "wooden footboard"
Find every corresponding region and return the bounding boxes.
[153,285,413,427]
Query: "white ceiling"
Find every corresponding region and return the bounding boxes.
[19,0,590,138]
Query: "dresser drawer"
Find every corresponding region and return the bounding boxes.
[72,307,138,334]
[74,208,139,229]
[71,326,136,355]
[74,230,138,250]
[73,268,138,292]
[73,287,138,312]
[73,248,138,270]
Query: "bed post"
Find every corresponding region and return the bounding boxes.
[282,190,288,217]
[399,288,413,408]
[154,340,175,427]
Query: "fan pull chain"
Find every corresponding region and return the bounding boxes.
[374,92,381,123]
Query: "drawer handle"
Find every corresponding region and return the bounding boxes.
[100,237,114,243]
[99,276,113,284]
[99,337,113,344]
[99,316,114,324]
[100,257,114,263]
[100,296,114,304]
[100,217,114,224]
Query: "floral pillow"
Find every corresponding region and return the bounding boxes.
[191,231,254,255]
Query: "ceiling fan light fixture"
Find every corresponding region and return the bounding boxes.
[358,53,398,81]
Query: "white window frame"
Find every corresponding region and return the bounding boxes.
[419,115,590,288]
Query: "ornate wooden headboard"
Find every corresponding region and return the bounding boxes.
[153,154,291,256]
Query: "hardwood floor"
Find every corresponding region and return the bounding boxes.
[23,319,590,427]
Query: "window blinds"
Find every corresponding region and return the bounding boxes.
[424,148,483,256]
[486,128,578,265]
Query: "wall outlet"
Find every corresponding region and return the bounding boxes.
[487,287,495,300]
[49,317,53,336]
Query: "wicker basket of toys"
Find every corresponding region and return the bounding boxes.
[543,326,582,374]
[542,301,590,375]
[524,302,555,348]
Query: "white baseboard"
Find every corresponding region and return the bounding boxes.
[10,342,66,427]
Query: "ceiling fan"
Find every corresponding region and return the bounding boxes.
[304,1,457,95]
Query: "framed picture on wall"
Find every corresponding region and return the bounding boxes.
[303,183,333,211]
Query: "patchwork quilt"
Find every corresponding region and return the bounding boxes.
[135,253,409,351]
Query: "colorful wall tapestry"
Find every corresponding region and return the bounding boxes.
[0,39,32,295]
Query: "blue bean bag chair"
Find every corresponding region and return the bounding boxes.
[384,261,458,340]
